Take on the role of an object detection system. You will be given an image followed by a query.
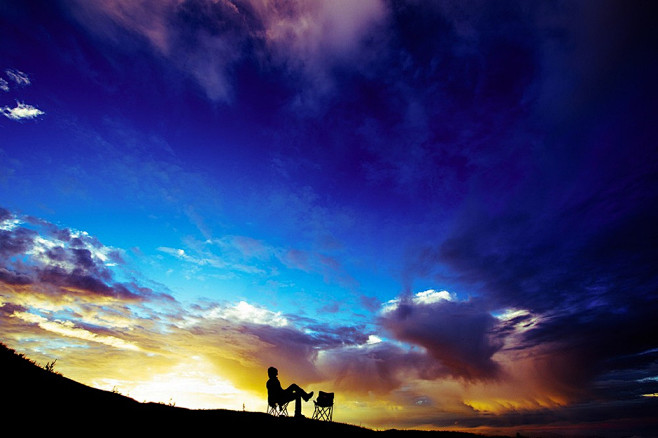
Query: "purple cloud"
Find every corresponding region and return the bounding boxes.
[0,208,174,303]
[318,341,437,395]
[381,297,503,381]
[66,0,388,105]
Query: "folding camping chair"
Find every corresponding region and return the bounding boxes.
[267,401,289,417]
[311,391,334,421]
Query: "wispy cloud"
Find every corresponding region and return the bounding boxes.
[250,0,388,108]
[11,311,141,351]
[157,232,358,291]
[4,68,31,86]
[66,0,388,106]
[1,101,45,121]
[157,245,268,276]
[1,68,43,121]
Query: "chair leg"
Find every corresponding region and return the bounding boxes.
[268,402,289,417]
[312,405,333,421]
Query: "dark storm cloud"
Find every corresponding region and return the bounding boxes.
[37,266,140,301]
[392,0,658,408]
[319,341,439,395]
[0,267,33,285]
[381,298,503,381]
[409,397,658,436]
[241,320,372,373]
[343,1,540,195]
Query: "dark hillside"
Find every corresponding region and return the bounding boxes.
[2,343,491,437]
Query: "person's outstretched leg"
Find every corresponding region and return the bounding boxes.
[286,384,313,402]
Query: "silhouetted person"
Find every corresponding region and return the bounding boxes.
[266,366,313,418]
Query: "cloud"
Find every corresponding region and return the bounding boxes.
[37,117,222,221]
[188,300,290,328]
[4,68,30,86]
[2,0,656,429]
[256,0,387,62]
[1,101,45,120]
[382,289,454,313]
[381,292,504,381]
[66,0,388,105]
[150,298,374,396]
[157,244,267,276]
[11,311,141,351]
[399,165,658,408]
[158,230,358,291]
[279,248,357,289]
[0,69,43,121]
[251,0,389,107]
[387,10,658,413]
[316,340,437,395]
[0,208,172,304]
[66,0,240,102]
[379,3,658,409]
[3,205,655,431]
[0,206,375,406]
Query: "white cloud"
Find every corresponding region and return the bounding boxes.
[0,78,8,92]
[494,308,542,334]
[11,311,141,351]
[367,334,382,344]
[0,217,20,231]
[5,68,30,86]
[219,300,289,327]
[180,300,289,328]
[1,101,45,120]
[158,246,197,262]
[157,244,267,275]
[382,289,454,313]
[27,231,115,273]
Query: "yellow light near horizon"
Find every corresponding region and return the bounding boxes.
[463,394,567,414]
[97,356,264,411]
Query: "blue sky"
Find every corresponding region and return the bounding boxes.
[1,1,657,435]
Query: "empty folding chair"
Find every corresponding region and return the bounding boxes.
[312,391,334,421]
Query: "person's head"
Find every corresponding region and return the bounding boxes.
[268,366,278,378]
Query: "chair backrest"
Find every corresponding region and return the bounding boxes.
[316,391,334,407]
[266,380,279,408]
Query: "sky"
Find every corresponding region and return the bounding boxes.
[1,0,657,435]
